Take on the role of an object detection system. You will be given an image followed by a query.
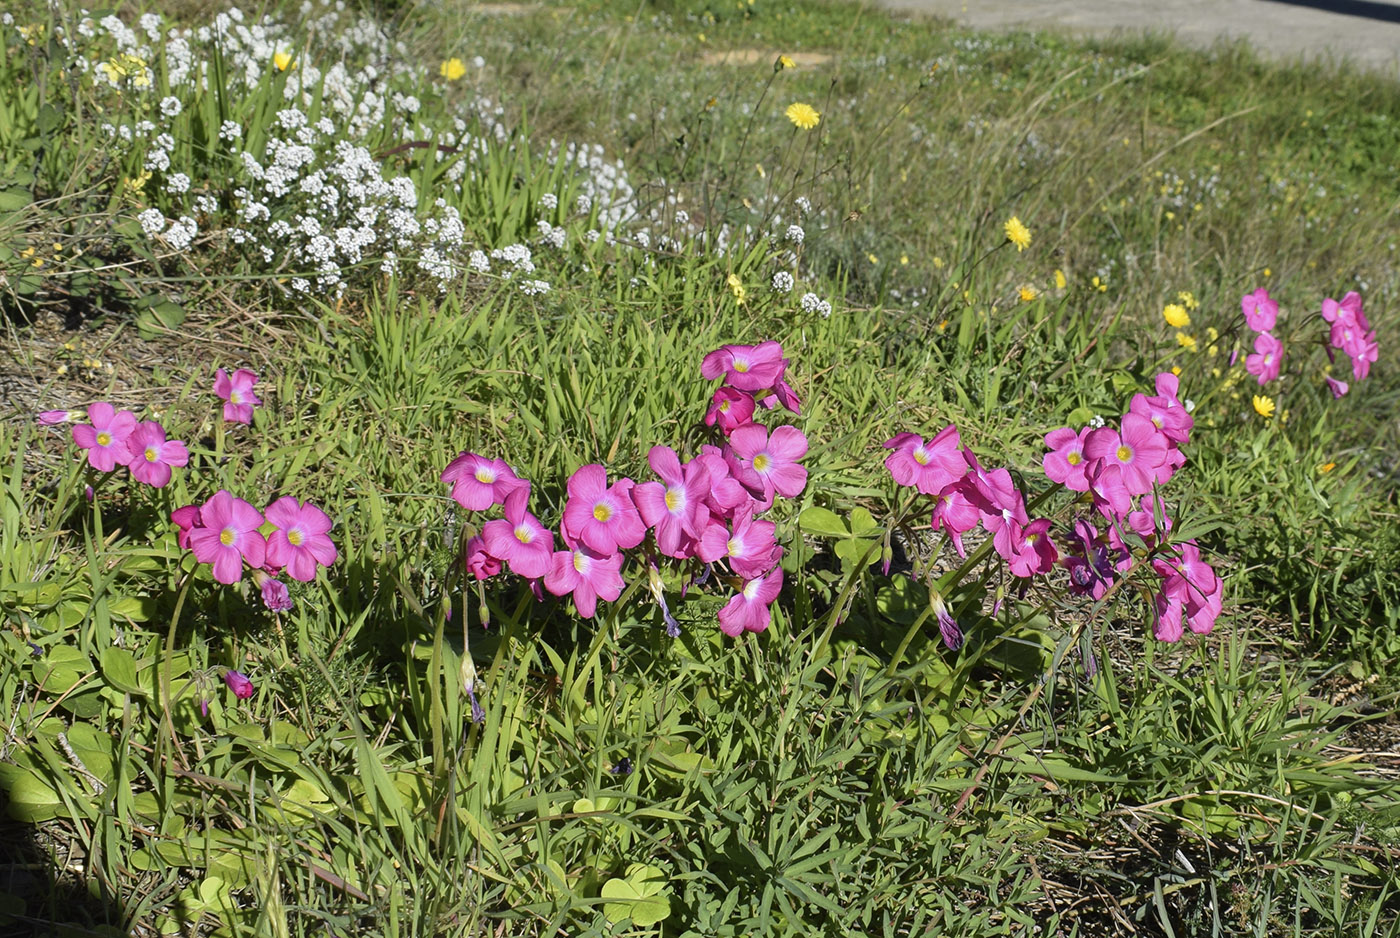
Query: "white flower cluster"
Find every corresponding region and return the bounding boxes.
[771,271,794,293]
[800,292,832,317]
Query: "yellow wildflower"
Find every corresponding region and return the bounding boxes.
[1177,290,1199,310]
[932,256,944,269]
[1163,303,1190,328]
[439,58,466,81]
[776,54,795,71]
[1091,276,1107,293]
[726,273,746,303]
[1003,216,1031,251]
[785,102,820,130]
[1018,285,1039,302]
[1252,395,1275,419]
[1176,332,1197,351]
[274,51,295,72]
[1317,462,1336,474]
[867,253,879,265]
[1053,268,1066,290]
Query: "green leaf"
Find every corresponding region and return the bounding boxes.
[0,766,63,822]
[798,506,849,538]
[101,646,145,696]
[601,863,672,927]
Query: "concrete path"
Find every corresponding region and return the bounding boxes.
[872,0,1400,75]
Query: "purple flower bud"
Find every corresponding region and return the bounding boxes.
[38,410,74,425]
[467,687,485,724]
[260,577,294,612]
[200,698,210,717]
[937,607,963,651]
[85,485,94,503]
[223,669,254,699]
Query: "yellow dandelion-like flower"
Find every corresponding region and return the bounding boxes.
[1177,290,1199,310]
[1163,303,1190,328]
[900,254,909,266]
[1018,285,1039,302]
[1170,365,1182,376]
[1263,267,1272,278]
[273,51,295,72]
[1252,395,1275,419]
[776,54,796,71]
[785,102,820,130]
[1003,216,1031,251]
[1317,461,1336,474]
[1176,331,1197,351]
[867,253,879,265]
[1091,275,1108,293]
[1053,268,1067,290]
[439,58,466,81]
[932,256,945,269]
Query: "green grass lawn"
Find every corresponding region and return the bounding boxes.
[0,0,1398,935]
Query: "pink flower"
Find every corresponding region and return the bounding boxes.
[767,377,802,416]
[726,423,808,505]
[260,576,294,612]
[695,445,751,519]
[1321,291,1368,332]
[561,464,647,555]
[188,491,267,584]
[884,425,965,494]
[1244,332,1283,385]
[1325,375,1349,398]
[633,446,710,559]
[123,421,190,488]
[464,534,502,580]
[1154,592,1185,642]
[1042,427,1092,492]
[543,534,625,619]
[1005,518,1057,578]
[698,505,781,579]
[931,480,981,557]
[717,567,783,637]
[71,402,138,472]
[704,387,756,434]
[701,341,787,392]
[171,504,201,550]
[441,452,525,510]
[934,597,963,651]
[1241,288,1278,332]
[264,497,338,581]
[224,669,255,699]
[1129,386,1193,446]
[1127,494,1172,542]
[1152,541,1219,612]
[1346,333,1378,381]
[1088,461,1132,520]
[482,487,554,579]
[214,368,261,424]
[38,409,79,425]
[1084,414,1168,497]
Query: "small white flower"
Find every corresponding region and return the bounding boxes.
[785,224,804,244]
[771,271,794,293]
[159,96,183,118]
[166,172,191,194]
[138,208,166,238]
[519,279,550,295]
[799,292,832,317]
[537,192,558,211]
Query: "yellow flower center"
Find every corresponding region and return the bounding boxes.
[474,467,496,484]
[727,538,741,556]
[1067,452,1081,466]
[718,400,731,413]
[1116,445,1133,463]
[664,489,681,512]
[913,447,930,466]
[96,431,111,447]
[593,503,612,523]
[229,390,242,404]
[288,529,304,547]
[144,447,158,463]
[514,526,533,544]
[752,453,771,473]
[572,552,589,573]
[220,528,236,547]
[733,360,749,373]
